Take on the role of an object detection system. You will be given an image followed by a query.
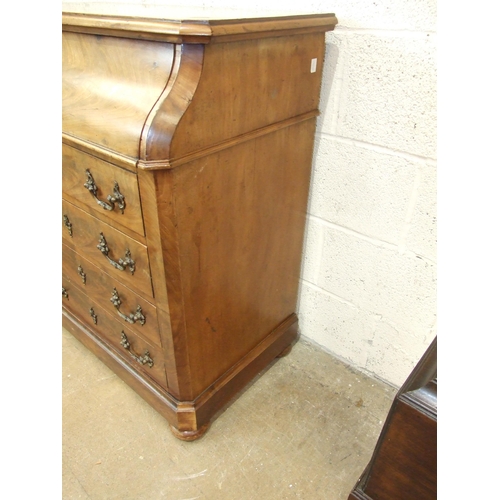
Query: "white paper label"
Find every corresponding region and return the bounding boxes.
[310,58,317,73]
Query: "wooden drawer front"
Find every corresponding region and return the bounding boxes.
[62,277,167,389]
[62,144,145,236]
[63,244,161,348]
[62,199,153,299]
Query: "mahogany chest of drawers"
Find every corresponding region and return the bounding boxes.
[62,9,337,440]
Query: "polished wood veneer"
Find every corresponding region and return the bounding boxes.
[348,338,437,500]
[62,144,145,236]
[62,10,337,440]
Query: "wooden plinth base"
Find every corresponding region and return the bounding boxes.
[63,309,298,440]
[276,344,293,358]
[169,423,211,441]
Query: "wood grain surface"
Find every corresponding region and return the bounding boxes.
[62,144,145,236]
[166,120,316,397]
[62,11,335,438]
[62,11,337,44]
[62,199,153,299]
[62,277,167,389]
[62,31,174,158]
[63,244,160,347]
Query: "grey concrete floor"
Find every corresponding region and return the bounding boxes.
[62,327,396,500]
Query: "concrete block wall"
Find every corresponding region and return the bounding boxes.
[303,1,436,388]
[62,0,437,388]
[302,2,436,387]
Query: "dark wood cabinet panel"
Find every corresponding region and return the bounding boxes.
[348,338,437,500]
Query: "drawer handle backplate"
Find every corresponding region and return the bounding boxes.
[97,233,135,275]
[63,215,73,237]
[120,332,154,368]
[89,307,98,324]
[77,265,86,285]
[84,169,126,214]
[110,288,146,325]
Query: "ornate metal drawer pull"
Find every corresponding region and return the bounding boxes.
[89,307,98,324]
[63,215,73,237]
[84,169,126,214]
[97,233,135,274]
[62,287,69,299]
[77,265,86,285]
[110,288,146,325]
[120,332,154,367]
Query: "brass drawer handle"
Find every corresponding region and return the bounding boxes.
[120,332,154,367]
[84,169,126,214]
[62,287,69,299]
[110,288,146,325]
[77,265,86,285]
[63,215,73,237]
[97,233,135,275]
[89,307,98,324]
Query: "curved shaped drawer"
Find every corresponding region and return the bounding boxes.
[63,243,160,348]
[63,144,145,236]
[63,31,174,160]
[62,199,153,299]
[62,277,167,390]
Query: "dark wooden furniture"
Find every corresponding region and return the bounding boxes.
[348,337,437,499]
[62,10,337,440]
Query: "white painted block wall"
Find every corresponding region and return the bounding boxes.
[302,1,437,387]
[62,0,437,388]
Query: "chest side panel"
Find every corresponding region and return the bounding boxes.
[168,32,326,160]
